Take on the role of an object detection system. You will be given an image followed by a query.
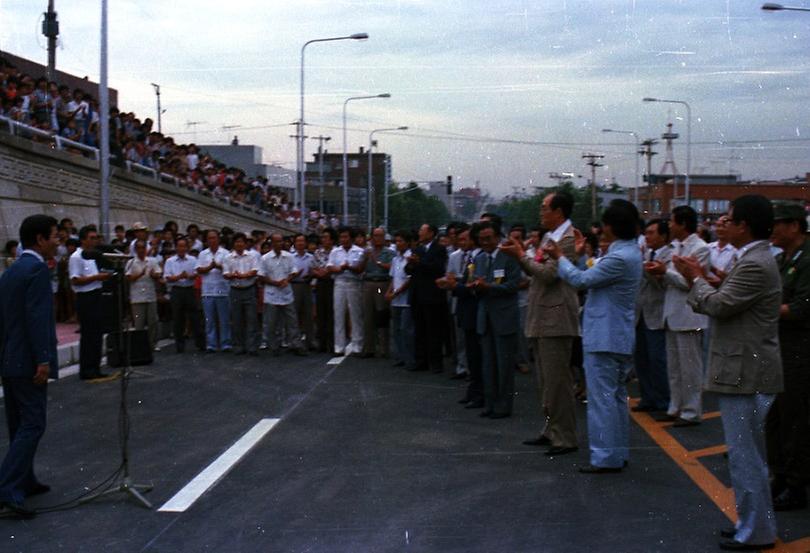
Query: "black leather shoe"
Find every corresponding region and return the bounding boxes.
[545,446,578,456]
[0,501,36,519]
[578,464,622,474]
[80,372,110,381]
[718,540,774,551]
[719,528,737,539]
[488,412,510,419]
[672,418,701,427]
[26,483,51,497]
[652,413,678,422]
[449,372,467,380]
[464,401,485,409]
[522,436,551,446]
[773,487,807,511]
[479,410,493,418]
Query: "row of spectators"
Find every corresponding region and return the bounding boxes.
[0,56,329,224]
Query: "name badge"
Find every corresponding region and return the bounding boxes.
[493,269,505,279]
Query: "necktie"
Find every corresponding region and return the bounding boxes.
[649,249,656,262]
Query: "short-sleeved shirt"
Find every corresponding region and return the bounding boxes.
[69,248,102,293]
[364,246,395,280]
[163,255,198,289]
[389,250,412,308]
[291,252,314,283]
[313,247,333,281]
[196,247,230,296]
[125,256,162,303]
[327,245,365,283]
[223,250,259,288]
[259,250,296,305]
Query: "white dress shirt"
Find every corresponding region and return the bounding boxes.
[125,256,162,303]
[69,248,102,293]
[259,250,296,305]
[291,251,314,283]
[223,250,259,288]
[327,245,365,283]
[389,250,412,308]
[196,247,230,296]
[164,254,198,288]
[708,241,737,273]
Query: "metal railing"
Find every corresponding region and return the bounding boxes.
[0,115,100,162]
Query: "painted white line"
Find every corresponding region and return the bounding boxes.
[158,417,280,513]
[326,356,347,365]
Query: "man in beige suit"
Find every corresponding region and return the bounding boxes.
[501,191,580,456]
[647,205,710,426]
[675,195,783,552]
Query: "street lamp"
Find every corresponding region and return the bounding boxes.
[342,93,391,225]
[762,3,810,10]
[299,33,368,232]
[643,97,692,206]
[601,128,640,205]
[368,126,408,231]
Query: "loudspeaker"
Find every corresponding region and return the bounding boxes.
[106,330,154,367]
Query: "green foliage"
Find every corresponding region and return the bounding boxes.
[485,181,601,231]
[386,182,450,232]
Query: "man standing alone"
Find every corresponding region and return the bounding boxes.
[0,215,60,518]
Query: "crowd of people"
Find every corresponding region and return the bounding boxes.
[1,194,808,550]
[0,56,341,227]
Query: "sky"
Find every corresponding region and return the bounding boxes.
[2,0,810,198]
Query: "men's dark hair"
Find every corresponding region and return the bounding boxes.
[423,224,438,238]
[646,218,670,240]
[19,215,58,249]
[583,231,599,253]
[454,222,470,234]
[205,228,219,239]
[322,227,338,242]
[175,236,189,247]
[672,205,698,234]
[292,233,306,242]
[509,223,526,239]
[476,220,501,237]
[186,223,199,233]
[602,199,639,240]
[550,191,574,219]
[730,195,774,240]
[480,212,503,232]
[114,224,125,232]
[337,225,356,239]
[78,225,97,241]
[394,229,412,242]
[232,232,248,243]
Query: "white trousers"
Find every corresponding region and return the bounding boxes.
[666,329,704,421]
[333,280,363,354]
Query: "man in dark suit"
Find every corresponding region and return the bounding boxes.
[0,215,60,519]
[406,224,449,373]
[471,221,522,419]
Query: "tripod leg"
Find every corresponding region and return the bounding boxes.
[125,486,153,509]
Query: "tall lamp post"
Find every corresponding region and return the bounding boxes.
[342,93,390,225]
[299,33,368,233]
[368,126,408,231]
[601,129,640,205]
[643,97,692,206]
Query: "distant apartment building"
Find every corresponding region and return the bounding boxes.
[199,139,295,189]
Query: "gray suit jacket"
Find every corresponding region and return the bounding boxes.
[474,250,521,336]
[688,240,783,395]
[637,244,673,330]
[518,228,580,338]
[663,233,710,332]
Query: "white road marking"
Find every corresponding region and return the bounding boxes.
[158,418,280,513]
[326,356,347,365]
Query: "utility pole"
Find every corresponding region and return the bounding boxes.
[98,0,110,241]
[43,1,59,80]
[289,124,309,231]
[639,139,659,215]
[310,135,331,215]
[582,153,604,222]
[150,83,162,133]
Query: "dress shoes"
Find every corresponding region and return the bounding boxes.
[479,410,493,418]
[652,413,679,422]
[488,412,510,419]
[26,483,51,497]
[720,528,737,539]
[773,486,807,511]
[464,401,485,409]
[718,540,774,551]
[578,464,623,474]
[522,436,551,447]
[80,372,110,381]
[545,446,578,456]
[449,372,467,380]
[0,501,36,519]
[672,418,701,428]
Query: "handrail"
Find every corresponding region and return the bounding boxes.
[54,135,100,161]
[0,115,100,164]
[125,160,157,179]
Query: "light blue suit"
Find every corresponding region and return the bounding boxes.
[558,239,643,468]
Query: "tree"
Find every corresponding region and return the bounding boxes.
[385,182,451,232]
[485,181,602,231]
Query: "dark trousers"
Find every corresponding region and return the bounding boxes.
[634,316,670,411]
[767,331,810,488]
[480,330,517,415]
[292,282,314,349]
[315,279,334,353]
[362,280,390,356]
[76,289,103,377]
[230,286,258,354]
[170,287,202,353]
[413,302,445,372]
[0,378,47,505]
[462,327,483,403]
